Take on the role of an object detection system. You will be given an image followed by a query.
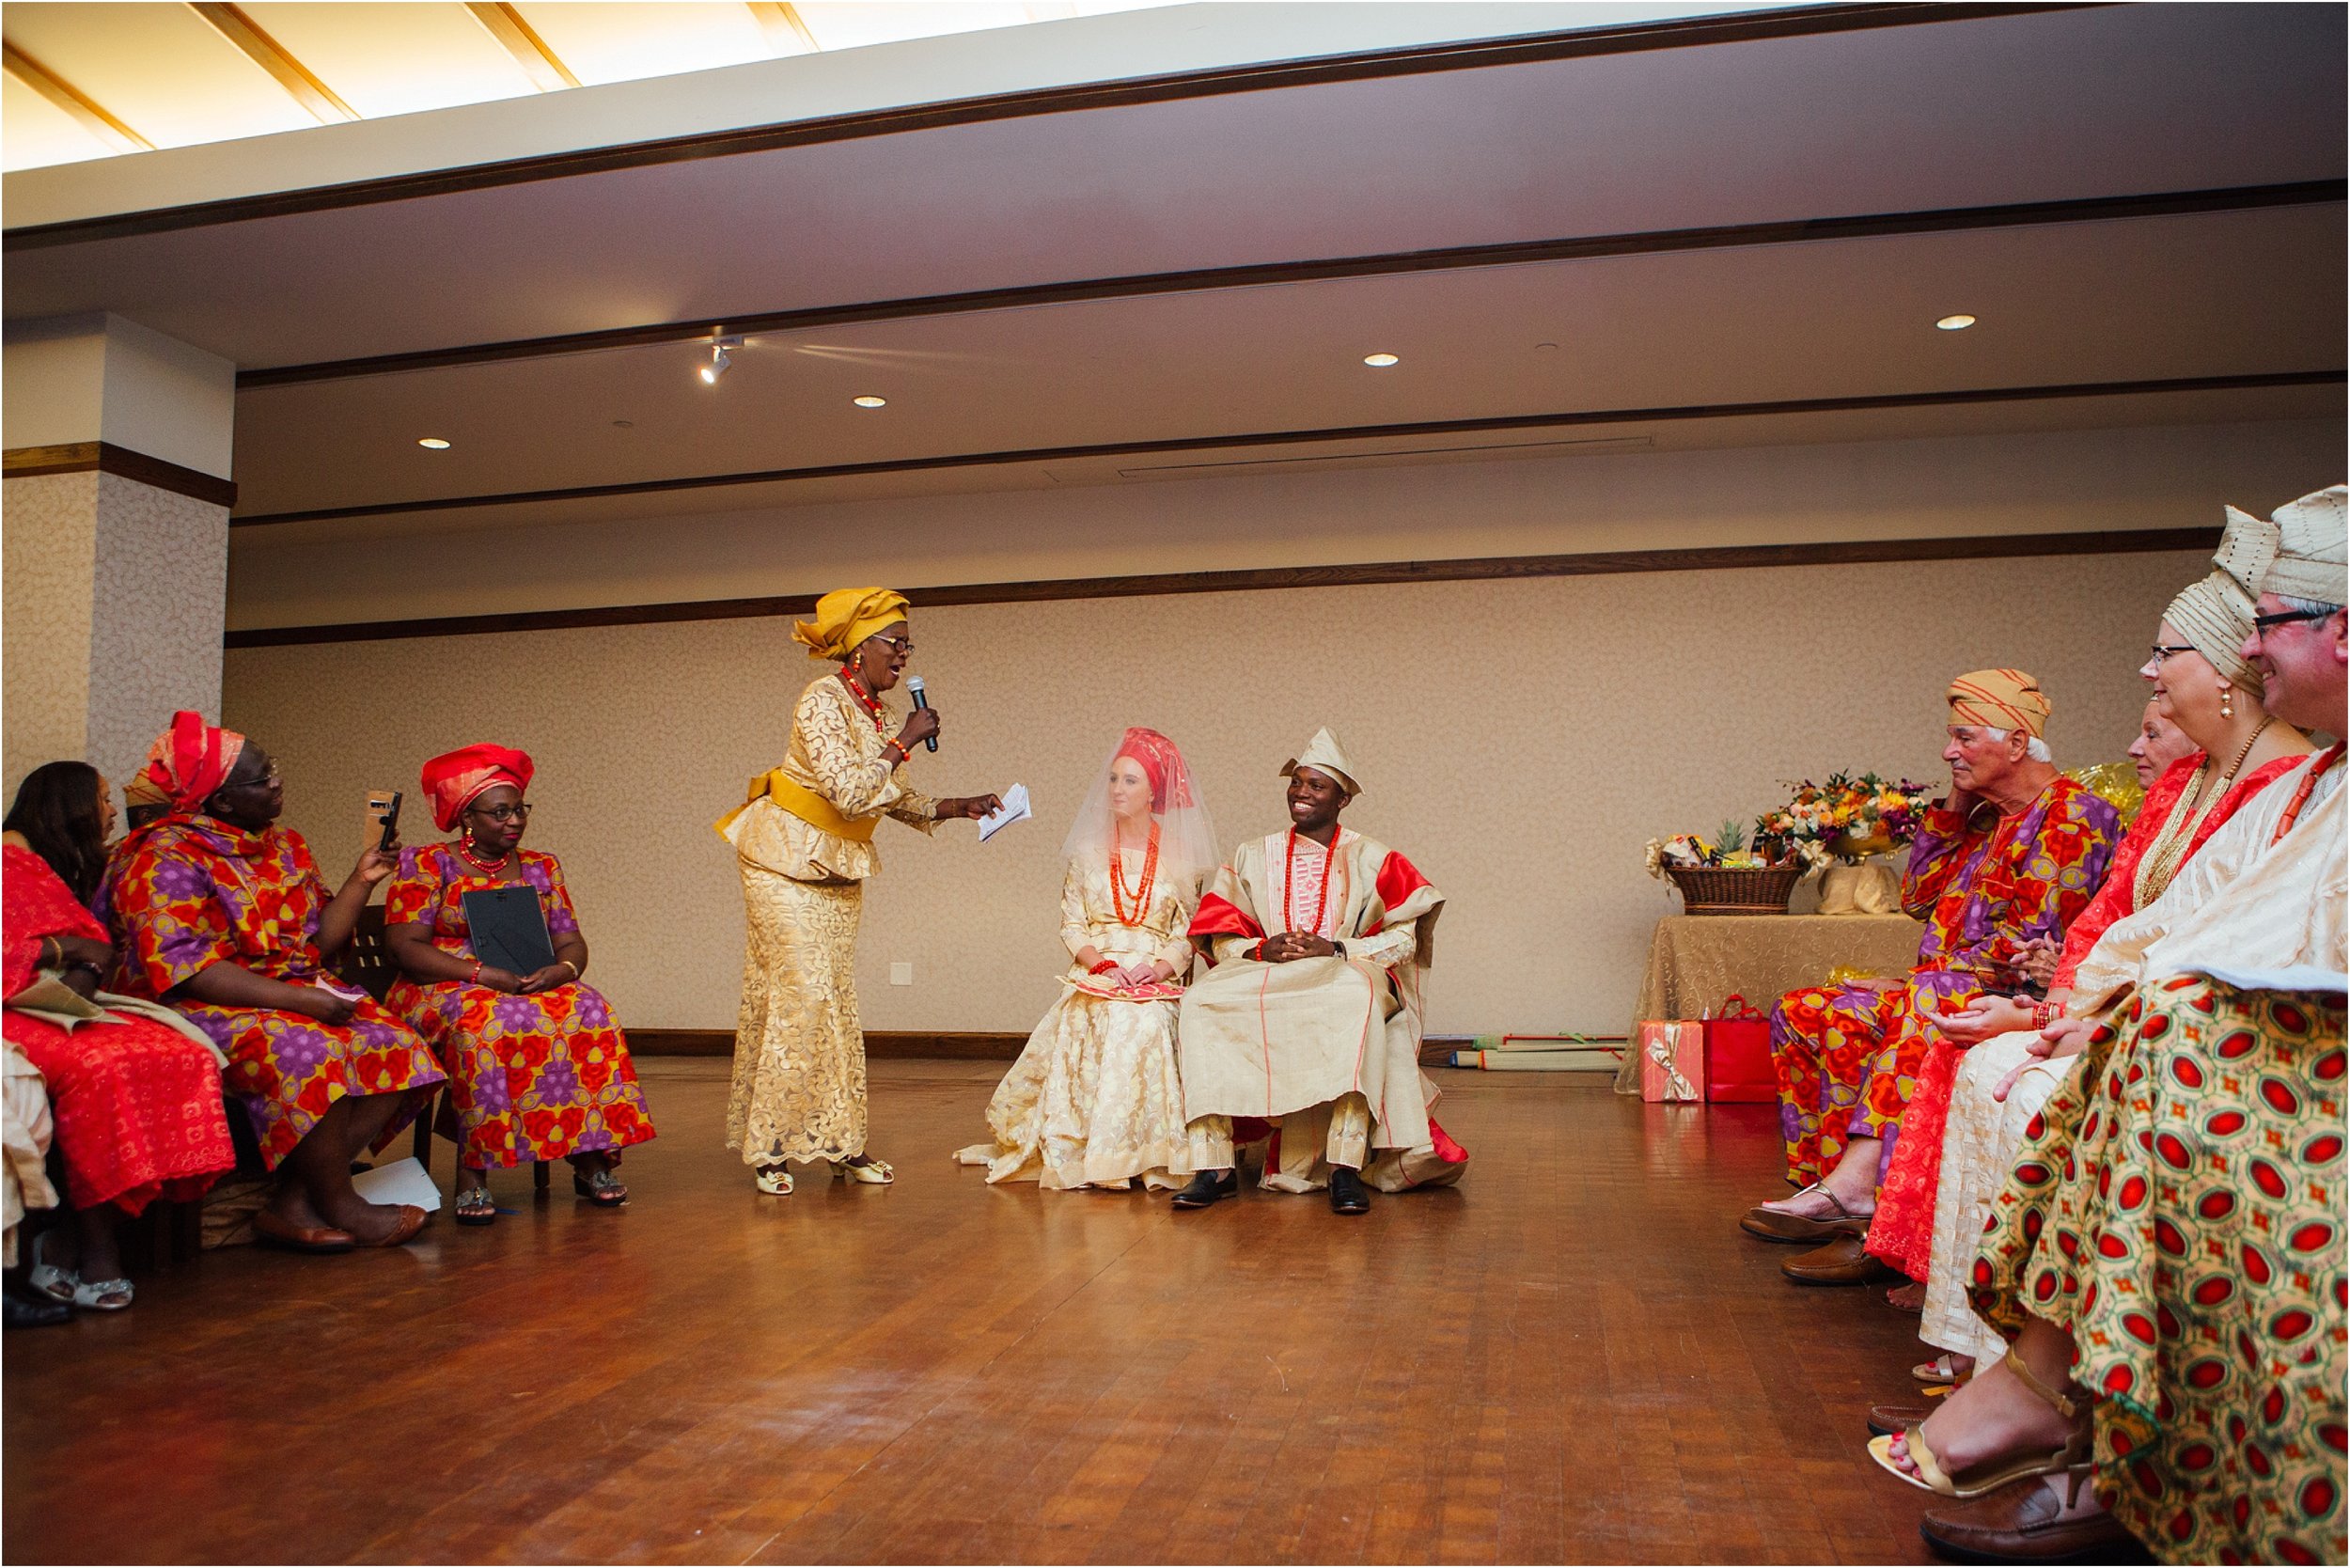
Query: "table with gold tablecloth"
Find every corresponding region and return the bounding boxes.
[1611,915,1925,1095]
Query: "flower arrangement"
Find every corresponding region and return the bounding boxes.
[1646,774,1940,882]
[1754,772,1937,866]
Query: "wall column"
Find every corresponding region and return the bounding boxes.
[3,313,236,795]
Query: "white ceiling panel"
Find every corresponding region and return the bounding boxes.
[238,4,541,120]
[794,3,1035,53]
[1,3,317,149]
[0,66,122,169]
[509,3,773,87]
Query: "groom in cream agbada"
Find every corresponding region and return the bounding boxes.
[1171,729,1465,1215]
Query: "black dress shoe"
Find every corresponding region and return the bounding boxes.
[1171,1169,1238,1209]
[5,1288,71,1328]
[1328,1167,1370,1215]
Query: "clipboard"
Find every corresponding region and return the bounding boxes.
[460,886,557,976]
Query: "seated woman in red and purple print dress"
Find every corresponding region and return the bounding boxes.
[103,713,444,1253]
[384,745,654,1226]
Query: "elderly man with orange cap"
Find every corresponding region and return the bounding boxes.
[1740,671,2120,1278]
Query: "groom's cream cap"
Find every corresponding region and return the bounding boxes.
[1280,727,1361,797]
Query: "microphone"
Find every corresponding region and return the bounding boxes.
[905,675,938,751]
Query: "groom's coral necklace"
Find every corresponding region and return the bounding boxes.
[1110,823,1160,925]
[1283,827,1334,935]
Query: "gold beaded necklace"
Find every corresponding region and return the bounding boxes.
[2132,716,2270,909]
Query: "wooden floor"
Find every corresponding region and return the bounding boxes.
[5,1060,1964,1564]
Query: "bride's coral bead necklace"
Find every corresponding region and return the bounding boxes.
[1110,823,1161,925]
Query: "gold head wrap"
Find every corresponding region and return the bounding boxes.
[121,773,171,809]
[1279,726,1361,797]
[2259,485,2348,605]
[1946,669,2049,739]
[791,588,910,662]
[2168,505,2278,692]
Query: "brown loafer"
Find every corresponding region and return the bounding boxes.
[253,1210,356,1254]
[1869,1403,1936,1437]
[1919,1468,2134,1561]
[1780,1233,1904,1285]
[355,1204,428,1248]
[1739,1184,1873,1243]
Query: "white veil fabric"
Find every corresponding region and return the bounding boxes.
[1058,728,1219,889]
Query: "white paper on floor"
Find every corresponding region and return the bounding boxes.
[351,1156,444,1212]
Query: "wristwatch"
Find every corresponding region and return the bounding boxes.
[1331,940,1348,959]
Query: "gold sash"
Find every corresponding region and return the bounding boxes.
[713,767,879,843]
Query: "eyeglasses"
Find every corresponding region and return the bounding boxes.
[866,634,913,655]
[466,801,533,823]
[2146,643,2196,665]
[219,762,282,792]
[2252,607,2332,631]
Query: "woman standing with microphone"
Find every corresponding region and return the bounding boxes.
[718,588,999,1195]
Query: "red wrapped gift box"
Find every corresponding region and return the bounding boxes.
[1704,993,1777,1104]
[1637,1019,1705,1102]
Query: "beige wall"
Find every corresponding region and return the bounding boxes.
[224,547,2210,1041]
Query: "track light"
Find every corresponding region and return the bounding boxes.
[699,335,744,384]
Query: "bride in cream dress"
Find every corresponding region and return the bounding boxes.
[956,729,1217,1191]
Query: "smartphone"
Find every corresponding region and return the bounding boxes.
[374,790,402,854]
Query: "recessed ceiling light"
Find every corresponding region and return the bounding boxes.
[1362,353,1401,368]
[852,395,887,409]
[1935,314,1977,331]
[416,437,450,449]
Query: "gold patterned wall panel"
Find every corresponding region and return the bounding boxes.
[86,473,229,785]
[223,548,2210,1039]
[3,472,100,792]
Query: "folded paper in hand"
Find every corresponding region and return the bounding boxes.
[978,783,1032,843]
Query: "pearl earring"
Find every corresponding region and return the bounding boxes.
[2219,684,2234,720]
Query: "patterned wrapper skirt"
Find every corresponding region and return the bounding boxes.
[3,1011,234,1214]
[728,869,868,1166]
[389,978,655,1169]
[179,996,446,1171]
[1968,976,2346,1565]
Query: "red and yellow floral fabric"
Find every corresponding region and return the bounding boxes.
[1770,776,2120,1187]
[102,821,444,1171]
[3,844,233,1214]
[384,844,654,1170]
[1968,978,2346,1565]
[1868,754,2302,1279]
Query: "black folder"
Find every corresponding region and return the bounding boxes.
[461,886,557,976]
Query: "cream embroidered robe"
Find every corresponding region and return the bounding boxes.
[1178,826,1443,1148]
[954,853,1200,1189]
